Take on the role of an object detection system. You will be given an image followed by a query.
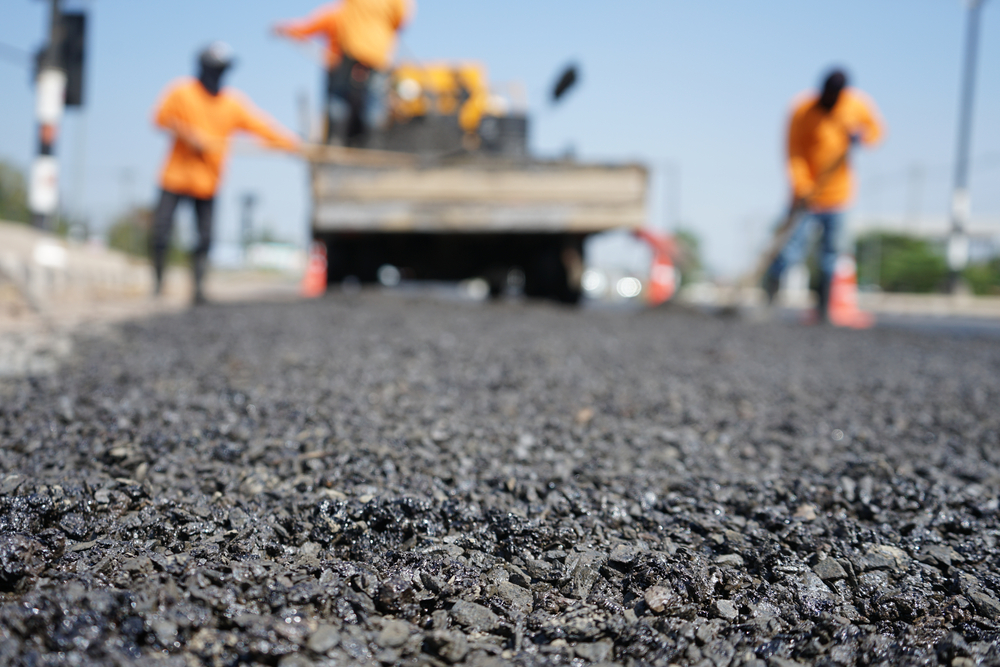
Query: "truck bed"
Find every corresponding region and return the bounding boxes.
[310,158,647,233]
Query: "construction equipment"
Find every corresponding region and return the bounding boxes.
[306,61,650,303]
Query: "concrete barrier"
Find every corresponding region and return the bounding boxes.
[0,220,151,310]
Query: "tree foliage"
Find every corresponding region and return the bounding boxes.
[107,206,185,264]
[673,228,703,283]
[964,258,1000,296]
[0,159,30,224]
[107,206,154,257]
[855,232,948,293]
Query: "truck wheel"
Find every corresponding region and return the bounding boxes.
[559,246,584,304]
[324,238,348,284]
[524,244,582,304]
[484,266,508,300]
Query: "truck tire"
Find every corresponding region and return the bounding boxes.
[524,240,582,304]
[484,266,508,300]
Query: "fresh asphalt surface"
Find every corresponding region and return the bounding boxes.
[764,306,1000,340]
[1,288,998,666]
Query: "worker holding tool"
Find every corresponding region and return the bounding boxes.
[273,0,413,146]
[764,69,884,321]
[151,42,300,305]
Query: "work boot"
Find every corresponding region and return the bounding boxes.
[816,277,831,324]
[763,272,780,306]
[192,253,208,306]
[152,247,166,297]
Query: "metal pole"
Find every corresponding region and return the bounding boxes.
[241,193,257,260]
[29,0,65,230]
[906,163,924,226]
[662,161,680,231]
[947,0,988,291]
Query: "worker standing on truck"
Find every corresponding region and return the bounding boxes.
[765,69,884,321]
[151,43,300,305]
[273,0,413,145]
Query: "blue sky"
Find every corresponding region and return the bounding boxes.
[1,0,998,275]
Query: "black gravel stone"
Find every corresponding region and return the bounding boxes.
[1,294,999,666]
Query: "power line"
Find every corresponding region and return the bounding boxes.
[863,152,1000,194]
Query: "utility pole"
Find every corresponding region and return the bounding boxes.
[906,163,924,227]
[662,161,681,231]
[29,0,65,231]
[241,193,258,260]
[947,0,989,292]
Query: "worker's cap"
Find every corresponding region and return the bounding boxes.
[198,42,235,70]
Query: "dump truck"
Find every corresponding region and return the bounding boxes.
[307,62,649,303]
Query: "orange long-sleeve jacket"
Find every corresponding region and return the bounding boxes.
[279,0,412,70]
[154,78,299,200]
[787,88,884,211]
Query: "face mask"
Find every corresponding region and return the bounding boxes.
[199,66,226,96]
[818,72,847,112]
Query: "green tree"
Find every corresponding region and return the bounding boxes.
[964,258,1000,296]
[673,228,703,284]
[0,159,30,224]
[107,206,153,257]
[107,206,185,264]
[855,232,948,293]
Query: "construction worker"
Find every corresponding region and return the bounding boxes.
[273,0,413,145]
[151,43,299,304]
[765,69,884,321]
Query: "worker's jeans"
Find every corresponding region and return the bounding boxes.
[151,189,214,297]
[767,209,842,316]
[326,58,373,146]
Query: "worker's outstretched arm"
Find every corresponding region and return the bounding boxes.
[233,96,300,153]
[273,3,341,41]
[391,0,415,31]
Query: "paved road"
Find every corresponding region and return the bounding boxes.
[1,291,998,665]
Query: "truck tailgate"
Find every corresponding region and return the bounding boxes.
[311,161,647,233]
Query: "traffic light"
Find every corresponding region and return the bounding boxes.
[32,11,87,107]
[60,12,86,107]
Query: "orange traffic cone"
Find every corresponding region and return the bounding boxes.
[827,255,873,329]
[634,229,678,306]
[301,241,328,298]
[647,252,677,305]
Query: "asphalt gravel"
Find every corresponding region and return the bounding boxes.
[1,292,999,667]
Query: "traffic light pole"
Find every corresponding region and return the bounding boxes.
[947,0,988,292]
[30,0,65,230]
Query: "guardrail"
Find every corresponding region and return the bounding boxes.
[0,221,151,312]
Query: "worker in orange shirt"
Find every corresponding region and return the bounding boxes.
[273,0,413,145]
[765,69,884,321]
[151,43,300,304]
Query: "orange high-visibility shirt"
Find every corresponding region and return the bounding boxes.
[154,78,299,200]
[281,0,412,70]
[280,6,344,68]
[787,88,884,211]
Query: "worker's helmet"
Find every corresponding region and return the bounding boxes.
[198,42,235,71]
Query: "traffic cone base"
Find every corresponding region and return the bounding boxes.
[647,254,677,305]
[827,255,873,329]
[301,241,328,298]
[634,229,678,306]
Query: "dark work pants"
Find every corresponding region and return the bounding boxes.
[326,57,372,146]
[151,189,214,297]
